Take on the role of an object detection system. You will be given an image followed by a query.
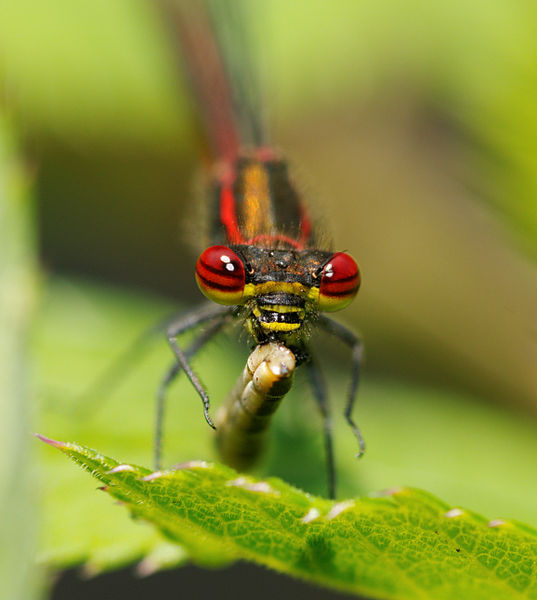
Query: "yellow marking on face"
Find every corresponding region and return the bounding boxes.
[259,304,304,314]
[259,321,301,332]
[307,286,320,304]
[249,281,309,296]
[242,163,273,239]
[243,283,256,299]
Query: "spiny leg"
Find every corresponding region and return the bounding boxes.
[305,351,336,499]
[160,305,235,462]
[155,311,230,469]
[318,315,365,458]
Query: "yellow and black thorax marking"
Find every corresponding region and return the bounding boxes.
[234,246,330,341]
[246,282,314,335]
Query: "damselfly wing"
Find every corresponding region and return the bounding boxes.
[155,1,364,498]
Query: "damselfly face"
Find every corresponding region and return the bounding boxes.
[196,243,361,343]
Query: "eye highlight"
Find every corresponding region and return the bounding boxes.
[318,252,360,312]
[196,245,246,305]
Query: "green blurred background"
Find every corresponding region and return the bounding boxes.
[2,0,537,404]
[1,0,537,599]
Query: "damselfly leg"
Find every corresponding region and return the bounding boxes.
[154,306,233,469]
[166,304,235,428]
[318,315,366,458]
[305,353,336,499]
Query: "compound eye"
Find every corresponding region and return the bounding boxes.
[196,245,246,305]
[318,252,360,312]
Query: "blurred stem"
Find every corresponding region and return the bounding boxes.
[0,114,41,598]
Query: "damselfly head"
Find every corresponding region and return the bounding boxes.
[195,243,361,327]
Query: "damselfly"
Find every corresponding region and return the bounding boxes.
[153,1,364,498]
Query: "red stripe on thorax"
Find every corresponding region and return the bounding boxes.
[220,184,244,244]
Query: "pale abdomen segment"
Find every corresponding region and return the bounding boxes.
[215,342,296,470]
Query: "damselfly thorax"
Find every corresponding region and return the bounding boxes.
[196,151,360,346]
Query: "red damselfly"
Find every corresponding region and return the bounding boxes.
[143,1,366,499]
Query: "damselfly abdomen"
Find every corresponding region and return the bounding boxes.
[154,1,365,498]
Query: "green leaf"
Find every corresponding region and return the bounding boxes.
[35,280,251,574]
[35,278,537,575]
[40,439,537,600]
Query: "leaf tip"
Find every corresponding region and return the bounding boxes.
[81,562,101,579]
[136,559,156,577]
[141,471,166,482]
[171,460,211,471]
[488,519,506,528]
[107,464,136,474]
[34,433,67,449]
[326,499,355,521]
[226,476,280,496]
[301,508,321,524]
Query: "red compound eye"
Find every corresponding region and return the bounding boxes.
[318,252,360,312]
[196,245,246,305]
